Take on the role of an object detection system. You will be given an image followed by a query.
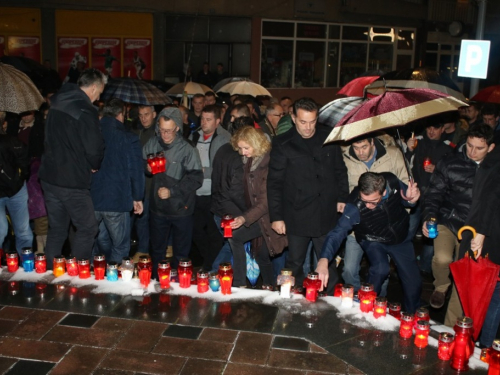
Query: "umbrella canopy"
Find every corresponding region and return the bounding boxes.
[213,77,253,93]
[0,56,61,91]
[450,226,500,340]
[217,81,271,97]
[101,77,172,105]
[365,68,466,101]
[166,81,212,97]
[337,76,380,97]
[471,85,500,104]
[0,63,45,114]
[325,88,467,144]
[318,96,368,128]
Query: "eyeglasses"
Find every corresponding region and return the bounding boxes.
[159,128,177,135]
[359,195,382,207]
[271,113,286,118]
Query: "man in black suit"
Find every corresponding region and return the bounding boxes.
[267,97,349,292]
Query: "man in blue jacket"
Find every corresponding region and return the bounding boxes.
[91,98,145,263]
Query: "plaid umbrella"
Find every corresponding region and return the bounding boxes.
[101,77,171,105]
[166,82,212,97]
[318,97,368,128]
[0,63,45,114]
[471,85,500,104]
[217,81,271,97]
[325,89,466,143]
[213,77,253,93]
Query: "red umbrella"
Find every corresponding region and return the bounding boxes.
[471,85,500,104]
[450,226,500,340]
[337,76,379,97]
[325,88,466,144]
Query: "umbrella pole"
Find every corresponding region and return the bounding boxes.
[396,129,414,183]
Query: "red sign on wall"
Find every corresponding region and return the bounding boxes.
[7,36,41,62]
[123,38,152,80]
[57,37,89,82]
[91,38,121,78]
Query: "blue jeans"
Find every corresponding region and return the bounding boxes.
[211,215,233,272]
[302,241,316,276]
[94,211,131,264]
[480,281,500,347]
[361,238,422,313]
[131,197,150,253]
[0,184,33,254]
[408,204,433,273]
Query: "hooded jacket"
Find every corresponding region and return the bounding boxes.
[39,83,104,189]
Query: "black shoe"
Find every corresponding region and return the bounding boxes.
[430,291,446,309]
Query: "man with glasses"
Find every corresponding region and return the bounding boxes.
[316,172,422,313]
[259,103,284,137]
[143,107,203,278]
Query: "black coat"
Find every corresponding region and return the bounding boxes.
[458,146,500,266]
[423,146,478,235]
[267,125,349,237]
[0,136,29,198]
[210,143,246,217]
[39,83,104,189]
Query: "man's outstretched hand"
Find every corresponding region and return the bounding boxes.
[315,258,330,291]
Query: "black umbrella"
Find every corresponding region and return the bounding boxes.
[0,56,61,92]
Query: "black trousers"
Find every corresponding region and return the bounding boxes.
[286,233,339,293]
[42,181,98,269]
[192,195,223,271]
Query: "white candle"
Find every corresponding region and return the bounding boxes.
[341,297,353,308]
[280,282,291,298]
[121,269,133,282]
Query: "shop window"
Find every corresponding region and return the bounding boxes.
[339,43,367,86]
[261,40,293,88]
[294,41,325,87]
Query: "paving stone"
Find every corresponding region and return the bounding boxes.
[0,307,33,321]
[58,313,99,328]
[7,310,66,340]
[50,346,109,375]
[43,325,121,347]
[180,358,226,375]
[93,369,134,375]
[230,332,273,365]
[4,359,55,375]
[199,328,238,343]
[267,349,347,373]
[0,337,70,362]
[273,336,310,352]
[116,321,168,352]
[224,363,305,375]
[163,325,202,339]
[0,320,18,336]
[153,337,232,361]
[99,349,185,375]
[0,356,17,373]
[93,317,134,331]
[309,343,329,354]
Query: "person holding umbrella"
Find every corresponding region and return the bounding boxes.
[316,172,422,313]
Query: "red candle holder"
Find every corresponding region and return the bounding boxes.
[35,253,46,273]
[218,262,233,294]
[450,316,474,371]
[437,332,454,361]
[489,340,500,374]
[197,270,209,293]
[358,283,376,313]
[77,259,90,279]
[155,151,166,173]
[65,257,78,276]
[178,258,193,289]
[93,255,106,280]
[147,153,158,174]
[414,307,429,328]
[6,252,19,273]
[373,297,387,318]
[423,157,432,168]
[414,320,430,348]
[220,215,234,238]
[388,302,402,320]
[157,260,171,289]
[399,312,415,339]
[137,255,152,288]
[53,255,66,277]
[303,272,322,302]
[333,283,343,297]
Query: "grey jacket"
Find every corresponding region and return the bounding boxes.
[143,133,203,217]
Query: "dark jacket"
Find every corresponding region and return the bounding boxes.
[39,83,104,189]
[0,136,29,198]
[91,116,145,212]
[423,146,478,236]
[143,133,203,217]
[267,125,349,237]
[210,143,246,217]
[242,152,287,256]
[458,147,500,265]
[134,123,156,199]
[405,134,452,193]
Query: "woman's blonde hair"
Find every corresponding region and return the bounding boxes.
[231,126,271,157]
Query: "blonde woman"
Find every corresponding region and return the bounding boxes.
[228,126,287,289]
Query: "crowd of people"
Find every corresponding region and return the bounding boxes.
[2,67,500,348]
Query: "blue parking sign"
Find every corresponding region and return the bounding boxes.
[458,40,491,79]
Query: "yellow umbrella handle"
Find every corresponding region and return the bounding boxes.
[457,225,476,240]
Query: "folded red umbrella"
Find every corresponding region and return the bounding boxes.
[337,76,379,97]
[450,226,500,340]
[471,85,500,104]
